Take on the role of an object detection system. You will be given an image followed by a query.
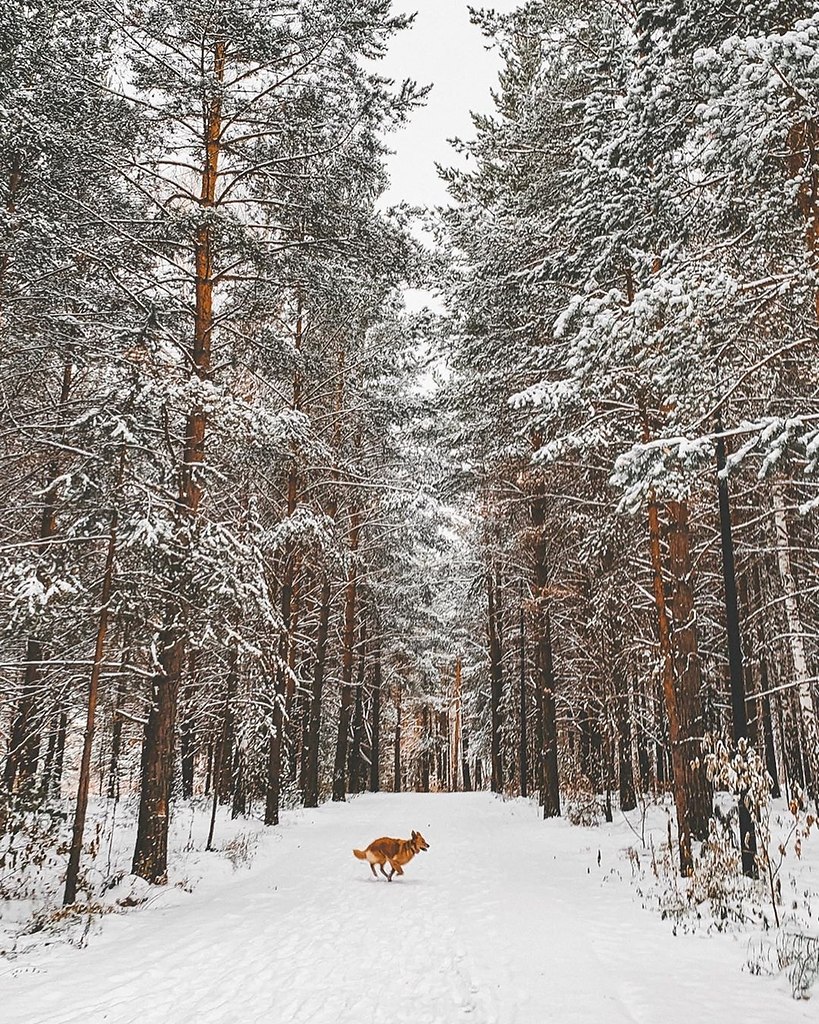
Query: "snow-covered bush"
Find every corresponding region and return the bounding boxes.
[560,758,604,827]
[222,831,259,871]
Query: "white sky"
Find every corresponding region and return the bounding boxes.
[379,0,521,210]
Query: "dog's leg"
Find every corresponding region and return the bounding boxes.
[369,862,378,878]
[379,862,391,881]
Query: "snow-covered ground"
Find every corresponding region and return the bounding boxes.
[1,792,817,1024]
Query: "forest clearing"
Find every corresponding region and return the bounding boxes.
[4,0,819,1020]
[3,792,818,1024]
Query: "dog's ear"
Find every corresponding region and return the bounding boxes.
[411,830,417,839]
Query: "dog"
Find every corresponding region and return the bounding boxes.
[352,830,430,881]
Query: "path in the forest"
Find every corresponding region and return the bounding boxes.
[2,792,814,1024]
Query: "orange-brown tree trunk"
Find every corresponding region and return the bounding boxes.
[646,496,709,874]
[63,447,125,904]
[132,38,226,883]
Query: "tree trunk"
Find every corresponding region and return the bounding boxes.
[332,511,360,802]
[180,653,197,801]
[369,634,382,793]
[393,683,402,793]
[539,607,560,817]
[206,645,238,851]
[217,656,237,804]
[487,571,504,793]
[131,38,226,884]
[42,708,67,799]
[451,656,462,793]
[518,590,529,798]
[265,478,298,826]
[348,620,367,794]
[132,628,183,882]
[64,447,124,905]
[650,497,710,874]
[462,729,472,792]
[772,484,819,800]
[529,479,560,816]
[303,575,331,808]
[615,675,637,813]
[716,435,757,876]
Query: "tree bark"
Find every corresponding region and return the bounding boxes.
[131,38,226,883]
[303,575,331,808]
[332,511,360,802]
[451,656,462,793]
[529,479,560,816]
[393,683,402,793]
[369,634,382,793]
[651,498,710,874]
[64,447,124,905]
[487,571,504,793]
[772,484,819,801]
[716,435,757,876]
[518,590,528,798]
[180,653,197,801]
[348,619,367,794]
[132,627,183,882]
[610,605,636,812]
[462,728,472,792]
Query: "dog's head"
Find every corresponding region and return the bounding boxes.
[411,830,430,852]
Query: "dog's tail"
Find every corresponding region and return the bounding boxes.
[352,847,367,860]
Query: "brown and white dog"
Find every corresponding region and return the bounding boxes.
[353,830,430,881]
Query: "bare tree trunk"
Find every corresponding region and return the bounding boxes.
[232,751,246,819]
[716,435,757,876]
[132,628,184,882]
[462,728,472,792]
[132,38,226,884]
[451,656,462,793]
[611,617,636,812]
[539,608,560,817]
[332,512,360,802]
[265,470,298,827]
[64,447,124,905]
[303,576,331,808]
[369,634,382,793]
[772,484,819,799]
[206,644,238,851]
[649,497,710,874]
[348,620,366,794]
[487,571,504,793]
[529,479,560,816]
[180,653,197,801]
[393,683,402,793]
[518,589,529,798]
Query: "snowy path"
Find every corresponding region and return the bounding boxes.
[1,793,814,1024]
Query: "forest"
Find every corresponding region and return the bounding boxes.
[2,0,819,1014]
